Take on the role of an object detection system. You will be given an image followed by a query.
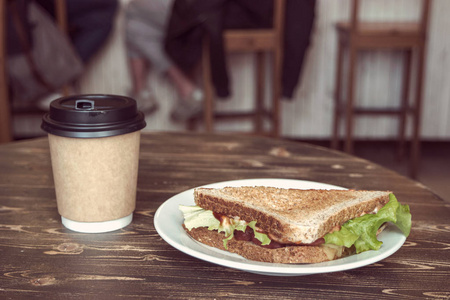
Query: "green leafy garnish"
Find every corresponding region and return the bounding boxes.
[247,221,271,246]
[180,205,220,231]
[324,194,411,253]
[179,205,271,249]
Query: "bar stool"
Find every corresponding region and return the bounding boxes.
[331,0,431,178]
[0,0,68,144]
[200,0,285,137]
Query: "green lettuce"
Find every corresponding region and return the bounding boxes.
[179,205,271,249]
[180,205,221,231]
[324,194,411,253]
[247,221,272,246]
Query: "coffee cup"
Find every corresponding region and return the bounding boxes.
[41,94,146,233]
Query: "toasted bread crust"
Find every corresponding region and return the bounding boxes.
[184,226,354,264]
[195,193,286,239]
[194,187,391,244]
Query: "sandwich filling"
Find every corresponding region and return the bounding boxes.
[180,193,411,254]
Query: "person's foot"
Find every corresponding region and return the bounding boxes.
[132,89,159,115]
[170,89,203,122]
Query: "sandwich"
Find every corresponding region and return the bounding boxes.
[179,186,411,264]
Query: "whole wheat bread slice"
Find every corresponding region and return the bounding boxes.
[184,226,355,263]
[194,187,391,244]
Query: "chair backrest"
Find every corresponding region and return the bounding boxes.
[349,0,431,36]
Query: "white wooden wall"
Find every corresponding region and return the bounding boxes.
[74,0,450,140]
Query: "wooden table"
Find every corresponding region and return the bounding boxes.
[0,132,449,298]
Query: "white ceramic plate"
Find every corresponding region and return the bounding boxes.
[154,178,406,276]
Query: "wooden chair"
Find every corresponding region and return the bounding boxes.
[331,0,431,178]
[0,0,68,144]
[200,0,285,137]
[0,0,11,143]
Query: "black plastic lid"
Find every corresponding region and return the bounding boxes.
[41,94,147,138]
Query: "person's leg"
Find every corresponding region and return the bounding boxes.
[167,66,196,100]
[126,0,174,115]
[126,52,158,115]
[129,57,149,96]
[125,0,203,120]
[167,66,203,122]
[126,40,158,114]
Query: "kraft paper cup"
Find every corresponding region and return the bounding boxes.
[41,94,146,233]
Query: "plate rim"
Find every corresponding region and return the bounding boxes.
[154,178,406,276]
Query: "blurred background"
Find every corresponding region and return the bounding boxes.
[10,0,450,139]
[3,0,449,199]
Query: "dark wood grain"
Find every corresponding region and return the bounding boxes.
[0,132,449,299]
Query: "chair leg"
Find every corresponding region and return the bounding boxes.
[55,0,70,98]
[255,52,265,134]
[0,0,12,144]
[332,39,344,149]
[397,50,412,161]
[0,80,10,143]
[202,37,214,132]
[344,46,358,154]
[410,46,426,179]
[271,44,282,138]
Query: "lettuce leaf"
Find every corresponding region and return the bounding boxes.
[324,194,411,253]
[179,205,220,231]
[395,201,412,237]
[323,226,359,248]
[179,205,271,249]
[247,221,271,246]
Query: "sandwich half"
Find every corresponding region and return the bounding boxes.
[180,186,411,264]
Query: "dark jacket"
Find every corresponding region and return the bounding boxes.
[165,0,316,99]
[7,0,118,63]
